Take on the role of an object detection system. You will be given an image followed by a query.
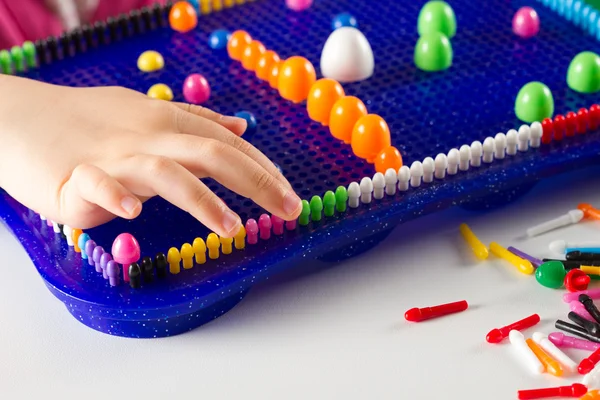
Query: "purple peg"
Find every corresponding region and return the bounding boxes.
[106,261,120,286]
[84,239,97,266]
[100,253,112,280]
[245,219,258,245]
[507,246,543,268]
[285,219,297,231]
[271,215,284,235]
[258,213,272,240]
[92,246,105,273]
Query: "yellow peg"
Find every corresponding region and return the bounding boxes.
[526,338,563,377]
[221,236,233,255]
[459,223,488,260]
[192,237,207,264]
[212,0,223,11]
[224,0,234,7]
[207,233,220,260]
[489,242,534,275]
[234,226,246,250]
[581,265,600,276]
[167,247,181,274]
[200,0,211,14]
[181,243,194,269]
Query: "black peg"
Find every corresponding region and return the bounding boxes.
[117,14,130,38]
[81,24,94,48]
[153,3,166,27]
[580,294,600,324]
[94,21,106,45]
[568,311,600,337]
[59,33,73,58]
[70,28,83,53]
[128,262,141,289]
[154,253,167,278]
[542,259,600,269]
[567,251,600,262]
[129,10,143,34]
[106,17,119,41]
[556,319,600,343]
[141,256,154,283]
[34,40,47,65]
[140,6,153,30]
[47,36,59,62]
[57,224,66,238]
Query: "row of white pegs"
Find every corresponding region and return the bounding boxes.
[346,122,543,207]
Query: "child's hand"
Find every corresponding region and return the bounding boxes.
[0,76,302,237]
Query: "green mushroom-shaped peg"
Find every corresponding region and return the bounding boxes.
[310,195,324,222]
[535,261,566,289]
[414,32,453,72]
[335,186,348,212]
[567,51,600,94]
[418,1,457,38]
[299,200,311,226]
[515,81,554,123]
[323,191,336,217]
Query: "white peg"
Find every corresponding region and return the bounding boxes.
[422,157,435,183]
[347,182,360,208]
[384,168,397,196]
[532,332,577,375]
[518,125,531,152]
[527,209,584,237]
[459,145,471,171]
[360,177,373,204]
[549,240,600,254]
[482,137,495,163]
[583,364,600,389]
[63,225,74,246]
[40,214,47,221]
[372,173,385,200]
[434,153,447,179]
[397,166,410,191]
[52,221,61,233]
[509,330,544,375]
[470,141,482,167]
[506,129,518,155]
[447,148,459,175]
[410,161,423,187]
[530,121,542,148]
[494,133,506,159]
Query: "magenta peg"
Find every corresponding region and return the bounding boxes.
[258,214,272,240]
[84,239,97,266]
[46,219,53,227]
[111,233,140,283]
[106,261,120,287]
[286,219,297,231]
[548,331,600,351]
[570,301,595,322]
[92,246,105,273]
[100,252,112,280]
[246,219,259,245]
[272,215,284,235]
[564,288,600,303]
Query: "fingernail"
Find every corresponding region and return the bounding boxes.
[220,115,247,127]
[222,210,240,235]
[121,196,140,215]
[283,191,302,216]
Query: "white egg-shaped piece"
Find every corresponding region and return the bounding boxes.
[320,27,374,83]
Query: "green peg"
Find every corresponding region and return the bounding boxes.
[22,41,36,68]
[10,46,24,72]
[535,261,566,289]
[0,50,12,74]
[310,196,323,222]
[335,186,348,213]
[299,200,310,226]
[323,191,336,217]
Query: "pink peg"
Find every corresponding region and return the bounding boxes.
[548,332,600,351]
[246,219,259,245]
[46,219,53,227]
[564,288,600,303]
[570,301,596,322]
[272,215,284,235]
[286,219,297,231]
[258,214,272,240]
[111,233,140,283]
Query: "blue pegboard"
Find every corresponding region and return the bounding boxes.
[1,0,600,337]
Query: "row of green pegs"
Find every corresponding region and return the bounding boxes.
[0,41,37,75]
[299,186,349,226]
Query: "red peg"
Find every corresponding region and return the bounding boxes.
[258,214,272,240]
[554,114,566,141]
[590,104,600,130]
[580,348,600,374]
[578,108,590,134]
[245,219,259,245]
[565,269,591,293]
[565,111,577,137]
[404,300,468,322]
[486,314,541,344]
[285,219,297,231]
[518,384,587,399]
[541,117,554,145]
[271,215,284,235]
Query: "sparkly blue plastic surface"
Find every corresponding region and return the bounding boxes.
[2,0,600,337]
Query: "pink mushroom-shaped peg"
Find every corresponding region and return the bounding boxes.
[258,214,272,240]
[111,233,140,283]
[271,215,284,235]
[245,219,259,245]
[286,218,297,231]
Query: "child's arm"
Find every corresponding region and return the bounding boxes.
[0,75,302,237]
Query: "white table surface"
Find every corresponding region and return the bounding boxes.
[3,166,600,400]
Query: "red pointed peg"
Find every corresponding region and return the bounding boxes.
[404,300,468,322]
[580,348,600,374]
[486,314,540,343]
[518,383,587,399]
[541,118,554,145]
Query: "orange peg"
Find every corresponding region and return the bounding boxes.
[278,56,316,103]
[582,390,600,400]
[579,203,600,220]
[255,50,280,81]
[241,40,266,71]
[181,243,194,269]
[269,61,282,89]
[307,78,345,126]
[351,114,392,163]
[169,1,198,33]
[72,228,83,253]
[227,30,252,61]
[375,146,403,174]
[526,338,563,377]
[329,96,367,144]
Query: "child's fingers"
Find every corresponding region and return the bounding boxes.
[152,135,303,220]
[117,154,242,238]
[172,107,293,190]
[172,103,247,136]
